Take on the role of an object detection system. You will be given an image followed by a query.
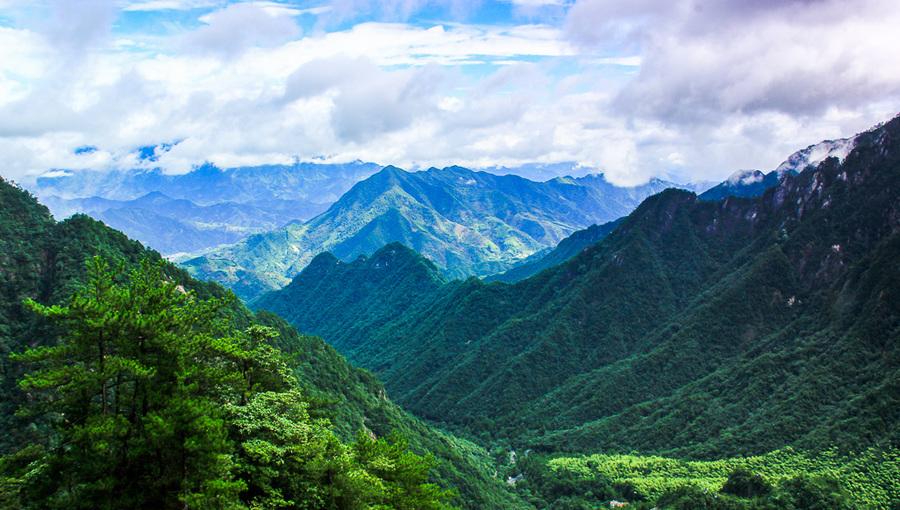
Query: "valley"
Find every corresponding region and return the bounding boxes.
[252,117,900,507]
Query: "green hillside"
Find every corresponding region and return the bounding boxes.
[254,117,900,462]
[184,166,678,300]
[485,219,622,283]
[0,178,524,509]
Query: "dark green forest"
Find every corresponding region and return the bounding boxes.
[0,178,524,509]
[254,119,900,506]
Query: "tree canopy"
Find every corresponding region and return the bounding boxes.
[1,257,455,510]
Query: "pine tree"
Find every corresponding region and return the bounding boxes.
[2,256,457,510]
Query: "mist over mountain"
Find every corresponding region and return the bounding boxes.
[27,162,380,255]
[182,166,684,300]
[28,161,383,255]
[33,160,382,205]
[700,136,858,201]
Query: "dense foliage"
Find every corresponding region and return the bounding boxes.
[484,219,621,283]
[512,448,896,509]
[0,258,455,509]
[185,165,678,300]
[253,118,900,507]
[7,113,899,508]
[0,178,525,509]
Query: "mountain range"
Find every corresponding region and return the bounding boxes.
[488,134,864,284]
[33,160,382,205]
[253,116,900,461]
[3,116,898,508]
[29,161,383,255]
[183,166,683,300]
[38,191,313,255]
[484,219,622,283]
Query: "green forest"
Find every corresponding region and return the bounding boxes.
[1,118,899,508]
[0,179,524,509]
[252,115,900,506]
[3,257,454,509]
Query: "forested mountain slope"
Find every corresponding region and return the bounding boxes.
[183,166,679,300]
[484,219,622,283]
[0,178,524,509]
[255,116,900,460]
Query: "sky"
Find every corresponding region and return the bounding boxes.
[0,0,899,186]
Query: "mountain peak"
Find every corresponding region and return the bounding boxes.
[136,190,172,202]
[726,169,766,185]
[774,136,856,175]
[379,165,406,174]
[293,251,342,282]
[370,242,439,270]
[441,165,473,174]
[184,158,701,299]
[191,162,223,176]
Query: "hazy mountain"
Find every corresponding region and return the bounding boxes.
[182,166,683,300]
[39,192,316,255]
[479,162,596,181]
[33,160,382,205]
[30,161,383,256]
[253,117,900,460]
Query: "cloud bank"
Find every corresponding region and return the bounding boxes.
[0,0,897,186]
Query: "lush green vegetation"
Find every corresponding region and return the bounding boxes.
[0,178,524,509]
[515,448,897,508]
[253,118,900,508]
[1,258,455,509]
[256,117,900,459]
[6,115,899,509]
[484,219,622,283]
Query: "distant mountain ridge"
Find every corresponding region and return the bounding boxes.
[183,165,685,300]
[31,161,383,256]
[40,191,312,255]
[33,160,382,205]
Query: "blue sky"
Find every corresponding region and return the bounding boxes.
[0,0,898,185]
[115,1,569,32]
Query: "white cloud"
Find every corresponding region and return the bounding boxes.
[272,22,574,67]
[284,56,447,141]
[40,0,117,59]
[0,0,897,190]
[566,0,900,121]
[183,2,302,55]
